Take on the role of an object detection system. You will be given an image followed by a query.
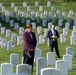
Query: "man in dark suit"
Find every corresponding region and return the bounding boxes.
[23,24,37,71]
[47,24,60,58]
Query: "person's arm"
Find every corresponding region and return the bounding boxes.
[23,32,32,58]
[54,30,60,39]
[47,30,52,39]
[23,32,29,49]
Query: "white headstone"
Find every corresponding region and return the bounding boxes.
[56,10,61,16]
[51,6,56,12]
[26,20,30,25]
[0,23,2,30]
[19,27,24,35]
[37,26,42,34]
[7,41,13,50]
[22,12,25,17]
[44,28,48,37]
[41,68,60,75]
[11,2,15,8]
[65,22,70,29]
[74,19,76,25]
[44,10,48,15]
[60,34,66,43]
[36,57,47,75]
[27,6,31,11]
[39,35,45,44]
[5,16,10,23]
[72,31,76,36]
[31,22,36,29]
[1,27,6,34]
[0,37,1,46]
[70,36,76,45]
[11,33,17,43]
[34,49,42,62]
[49,11,53,18]
[16,64,32,75]
[42,20,47,27]
[66,47,74,60]
[35,1,39,7]
[48,22,52,29]
[23,2,27,7]
[36,17,41,23]
[40,12,44,19]
[1,39,7,48]
[21,17,25,23]
[11,12,16,18]
[63,28,68,36]
[10,53,19,68]
[10,20,14,27]
[2,6,5,12]
[17,36,23,45]
[1,63,13,75]
[31,10,35,15]
[35,12,39,18]
[46,14,50,21]
[47,52,55,66]
[6,29,11,37]
[14,6,18,12]
[39,6,43,11]
[47,38,49,46]
[16,15,20,20]
[14,23,19,30]
[21,57,24,64]
[58,19,63,26]
[2,15,6,21]
[31,14,35,21]
[55,26,60,32]
[18,10,22,15]
[55,60,68,75]
[52,17,56,24]
[62,12,66,17]
[63,54,72,71]
[47,1,51,7]
[26,12,31,18]
[73,26,76,32]
[0,3,3,7]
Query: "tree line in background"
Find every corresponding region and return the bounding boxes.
[63,0,76,2]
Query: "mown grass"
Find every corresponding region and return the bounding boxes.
[0,0,76,75]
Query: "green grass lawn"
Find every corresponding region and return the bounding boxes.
[0,0,76,75]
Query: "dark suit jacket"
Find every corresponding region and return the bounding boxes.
[23,31,37,51]
[47,29,59,45]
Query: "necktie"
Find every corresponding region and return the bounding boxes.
[30,34,33,40]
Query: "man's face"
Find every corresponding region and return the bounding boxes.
[51,25,55,30]
[27,27,32,32]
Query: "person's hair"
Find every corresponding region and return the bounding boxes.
[26,24,32,28]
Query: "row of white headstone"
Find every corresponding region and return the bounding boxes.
[0,6,74,21]
[70,26,76,45]
[0,26,24,35]
[0,25,76,51]
[0,1,52,8]
[0,47,74,75]
[0,35,23,50]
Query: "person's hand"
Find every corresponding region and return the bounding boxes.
[54,36,58,39]
[27,50,32,58]
[52,36,58,39]
[52,36,55,38]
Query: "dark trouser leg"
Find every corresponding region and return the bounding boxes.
[23,50,26,63]
[54,41,60,58]
[25,51,35,69]
[50,45,53,52]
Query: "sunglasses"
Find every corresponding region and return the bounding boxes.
[27,27,32,28]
